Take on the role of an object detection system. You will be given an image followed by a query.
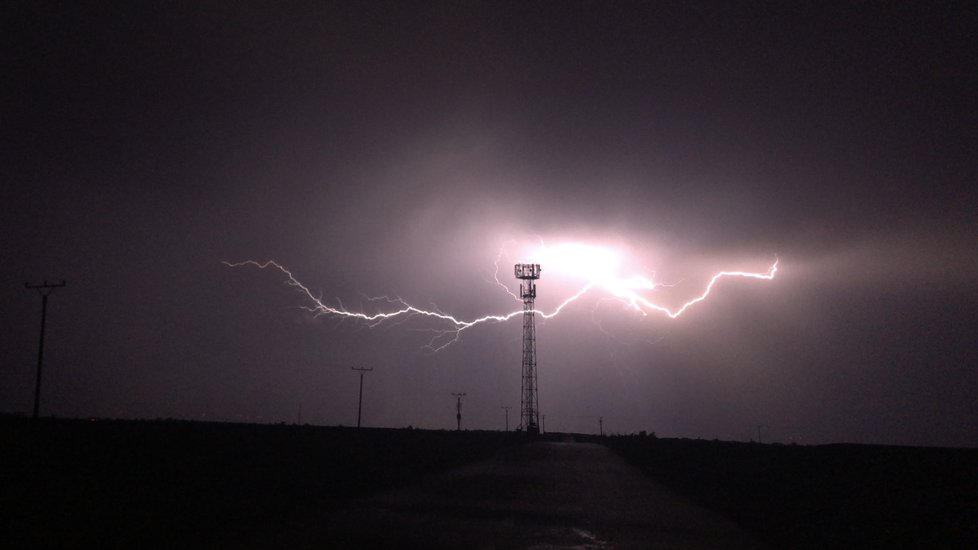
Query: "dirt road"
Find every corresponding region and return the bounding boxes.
[277,439,764,549]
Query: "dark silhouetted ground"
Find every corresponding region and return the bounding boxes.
[3,417,975,548]
[605,435,977,548]
[274,439,761,549]
[1,417,518,548]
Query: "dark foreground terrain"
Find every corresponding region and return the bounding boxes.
[1,417,519,548]
[3,417,975,548]
[277,439,760,549]
[606,435,977,548]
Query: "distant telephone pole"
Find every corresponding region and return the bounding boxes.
[452,392,466,431]
[599,416,604,436]
[352,366,373,428]
[25,280,66,420]
[501,406,511,431]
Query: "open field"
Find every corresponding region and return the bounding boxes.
[605,435,977,548]
[277,439,761,549]
[3,417,975,548]
[1,417,519,548]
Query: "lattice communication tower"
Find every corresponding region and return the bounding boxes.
[515,263,541,434]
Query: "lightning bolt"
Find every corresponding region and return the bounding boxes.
[224,249,778,352]
[592,263,779,319]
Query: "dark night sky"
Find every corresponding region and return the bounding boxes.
[3,1,976,447]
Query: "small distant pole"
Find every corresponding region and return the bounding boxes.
[352,366,373,428]
[501,406,511,431]
[452,392,466,431]
[541,414,546,434]
[599,416,604,436]
[25,280,66,420]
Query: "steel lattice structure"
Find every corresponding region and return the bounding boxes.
[515,263,541,434]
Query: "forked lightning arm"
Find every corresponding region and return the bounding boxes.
[223,254,778,351]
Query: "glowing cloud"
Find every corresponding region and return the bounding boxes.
[525,242,621,282]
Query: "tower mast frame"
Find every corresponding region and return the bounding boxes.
[515,263,541,435]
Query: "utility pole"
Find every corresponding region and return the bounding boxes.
[501,406,511,431]
[25,280,65,420]
[542,414,546,434]
[352,366,372,428]
[452,392,466,431]
[599,416,604,436]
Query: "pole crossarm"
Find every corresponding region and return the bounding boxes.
[26,280,66,294]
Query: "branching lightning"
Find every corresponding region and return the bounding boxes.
[224,245,777,352]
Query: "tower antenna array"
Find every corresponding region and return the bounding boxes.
[514,263,541,435]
